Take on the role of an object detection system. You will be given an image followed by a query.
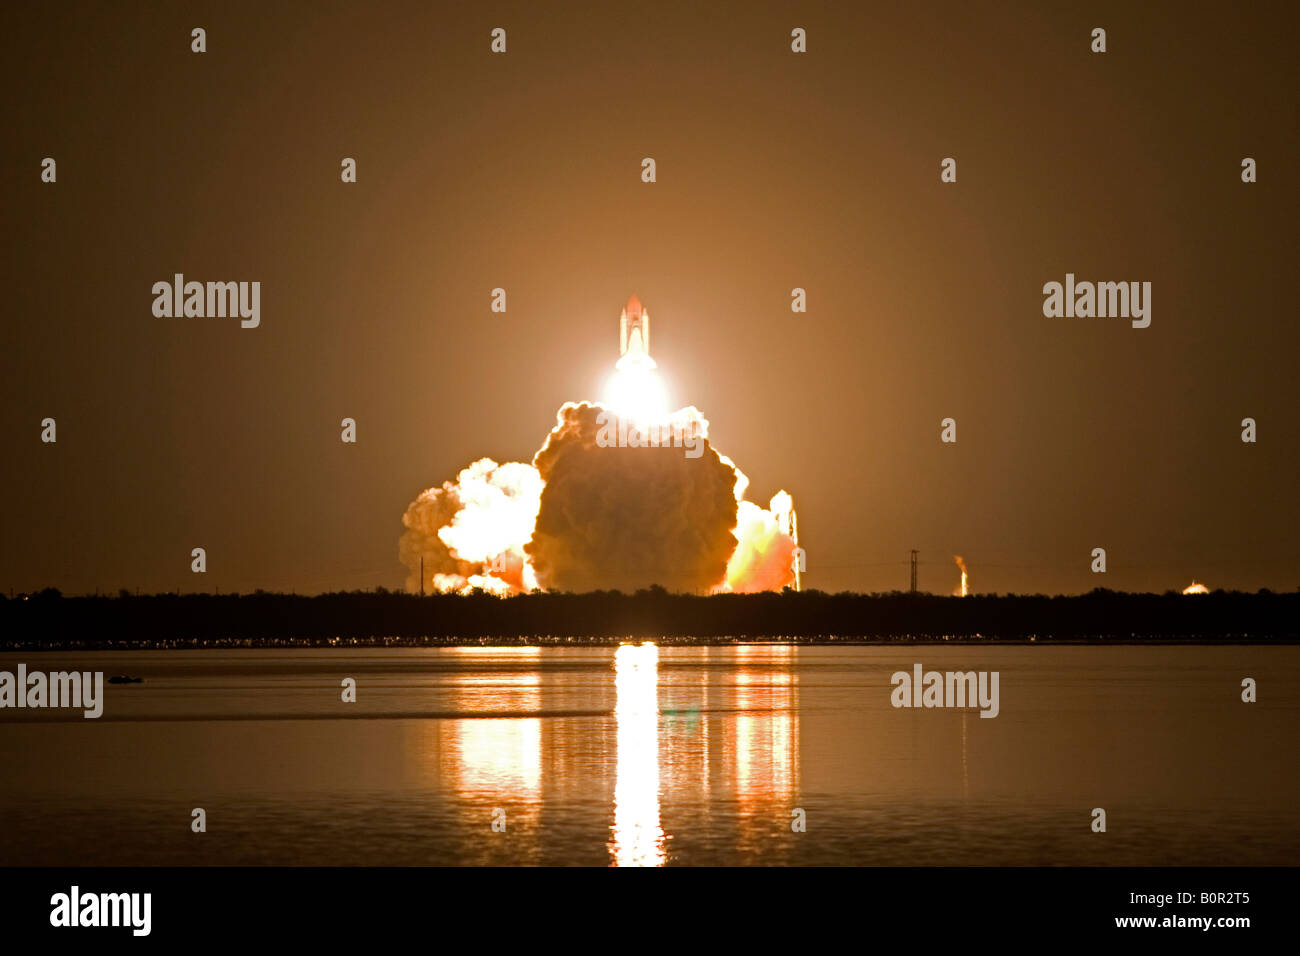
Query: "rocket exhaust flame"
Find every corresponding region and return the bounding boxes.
[607,295,667,421]
[954,555,969,597]
[399,296,798,595]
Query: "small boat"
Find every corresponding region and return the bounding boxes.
[107,675,144,684]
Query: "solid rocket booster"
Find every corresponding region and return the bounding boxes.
[619,295,650,359]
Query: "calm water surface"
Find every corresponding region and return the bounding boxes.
[1,644,1296,865]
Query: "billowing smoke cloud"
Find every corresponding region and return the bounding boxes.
[398,299,799,595]
[398,402,798,595]
[525,402,739,594]
[399,458,542,595]
[724,493,799,593]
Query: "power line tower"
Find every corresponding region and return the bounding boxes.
[910,550,918,594]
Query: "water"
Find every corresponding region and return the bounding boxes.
[1,644,1296,866]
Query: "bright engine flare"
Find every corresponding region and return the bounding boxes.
[399,296,797,596]
[606,295,668,421]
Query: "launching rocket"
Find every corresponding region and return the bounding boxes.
[617,295,655,370]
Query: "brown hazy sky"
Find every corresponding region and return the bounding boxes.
[4,1,1297,596]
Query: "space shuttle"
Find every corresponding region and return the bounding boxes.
[616,295,656,370]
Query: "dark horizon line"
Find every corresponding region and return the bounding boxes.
[4,588,1297,646]
[5,584,1298,600]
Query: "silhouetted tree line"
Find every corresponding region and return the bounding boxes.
[0,587,1295,647]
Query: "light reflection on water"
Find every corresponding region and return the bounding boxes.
[733,645,799,820]
[0,643,1297,866]
[609,643,665,866]
[438,647,542,838]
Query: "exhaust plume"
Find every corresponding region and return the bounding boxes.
[398,296,799,596]
[526,402,738,594]
[954,555,969,597]
[399,458,542,595]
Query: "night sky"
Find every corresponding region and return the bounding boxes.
[4,1,1297,596]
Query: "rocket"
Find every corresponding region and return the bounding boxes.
[617,295,655,370]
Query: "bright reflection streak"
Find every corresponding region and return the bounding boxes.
[609,643,666,867]
[439,647,543,795]
[731,645,799,824]
[442,716,542,795]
